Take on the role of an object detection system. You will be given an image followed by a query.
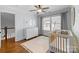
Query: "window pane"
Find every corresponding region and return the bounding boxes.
[51,16,61,23]
[54,24,61,30]
[51,23,55,31]
[51,15,61,31]
[42,17,50,31]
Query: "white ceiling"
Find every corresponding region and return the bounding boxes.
[0,5,71,14]
[12,5,71,12]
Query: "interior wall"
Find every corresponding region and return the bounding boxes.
[1,13,15,28]
[61,12,68,30]
[0,13,1,48]
[37,16,42,35]
[23,13,38,39]
[0,6,38,41]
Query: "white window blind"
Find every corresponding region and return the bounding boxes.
[51,16,61,31]
[42,17,50,31]
[42,15,61,31]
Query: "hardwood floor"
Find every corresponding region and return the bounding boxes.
[0,36,43,53]
[0,38,29,53]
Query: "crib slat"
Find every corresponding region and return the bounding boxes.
[66,38,67,53]
[60,36,62,52]
[63,37,64,53]
[58,35,59,52]
[56,36,57,52]
[49,31,71,53]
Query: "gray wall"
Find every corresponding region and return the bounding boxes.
[37,16,42,35]
[1,12,15,28]
[0,6,38,41]
[61,12,68,30]
[0,13,1,48]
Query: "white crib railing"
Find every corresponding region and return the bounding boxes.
[49,30,73,53]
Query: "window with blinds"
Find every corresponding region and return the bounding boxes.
[42,15,61,31]
[51,16,61,31]
[42,17,50,31]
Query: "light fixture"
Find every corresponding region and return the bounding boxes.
[37,9,42,13]
[29,5,49,14]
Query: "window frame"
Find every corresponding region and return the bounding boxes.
[42,15,61,31]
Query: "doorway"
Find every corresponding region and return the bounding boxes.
[1,12,15,48]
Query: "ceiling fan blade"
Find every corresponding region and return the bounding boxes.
[29,5,49,14]
[35,5,42,9]
[34,5,39,8]
[42,10,46,12]
[29,10,36,11]
[42,7,49,9]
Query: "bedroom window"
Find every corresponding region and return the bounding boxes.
[42,15,61,31]
[51,15,61,31]
[42,17,50,31]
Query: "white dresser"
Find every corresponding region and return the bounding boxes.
[25,27,38,40]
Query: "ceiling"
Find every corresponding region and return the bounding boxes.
[0,5,71,14]
[13,5,71,12]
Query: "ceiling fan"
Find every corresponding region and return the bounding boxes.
[29,5,49,14]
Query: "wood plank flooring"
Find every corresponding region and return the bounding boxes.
[0,38,29,53]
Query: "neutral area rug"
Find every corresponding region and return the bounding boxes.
[21,36,49,53]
